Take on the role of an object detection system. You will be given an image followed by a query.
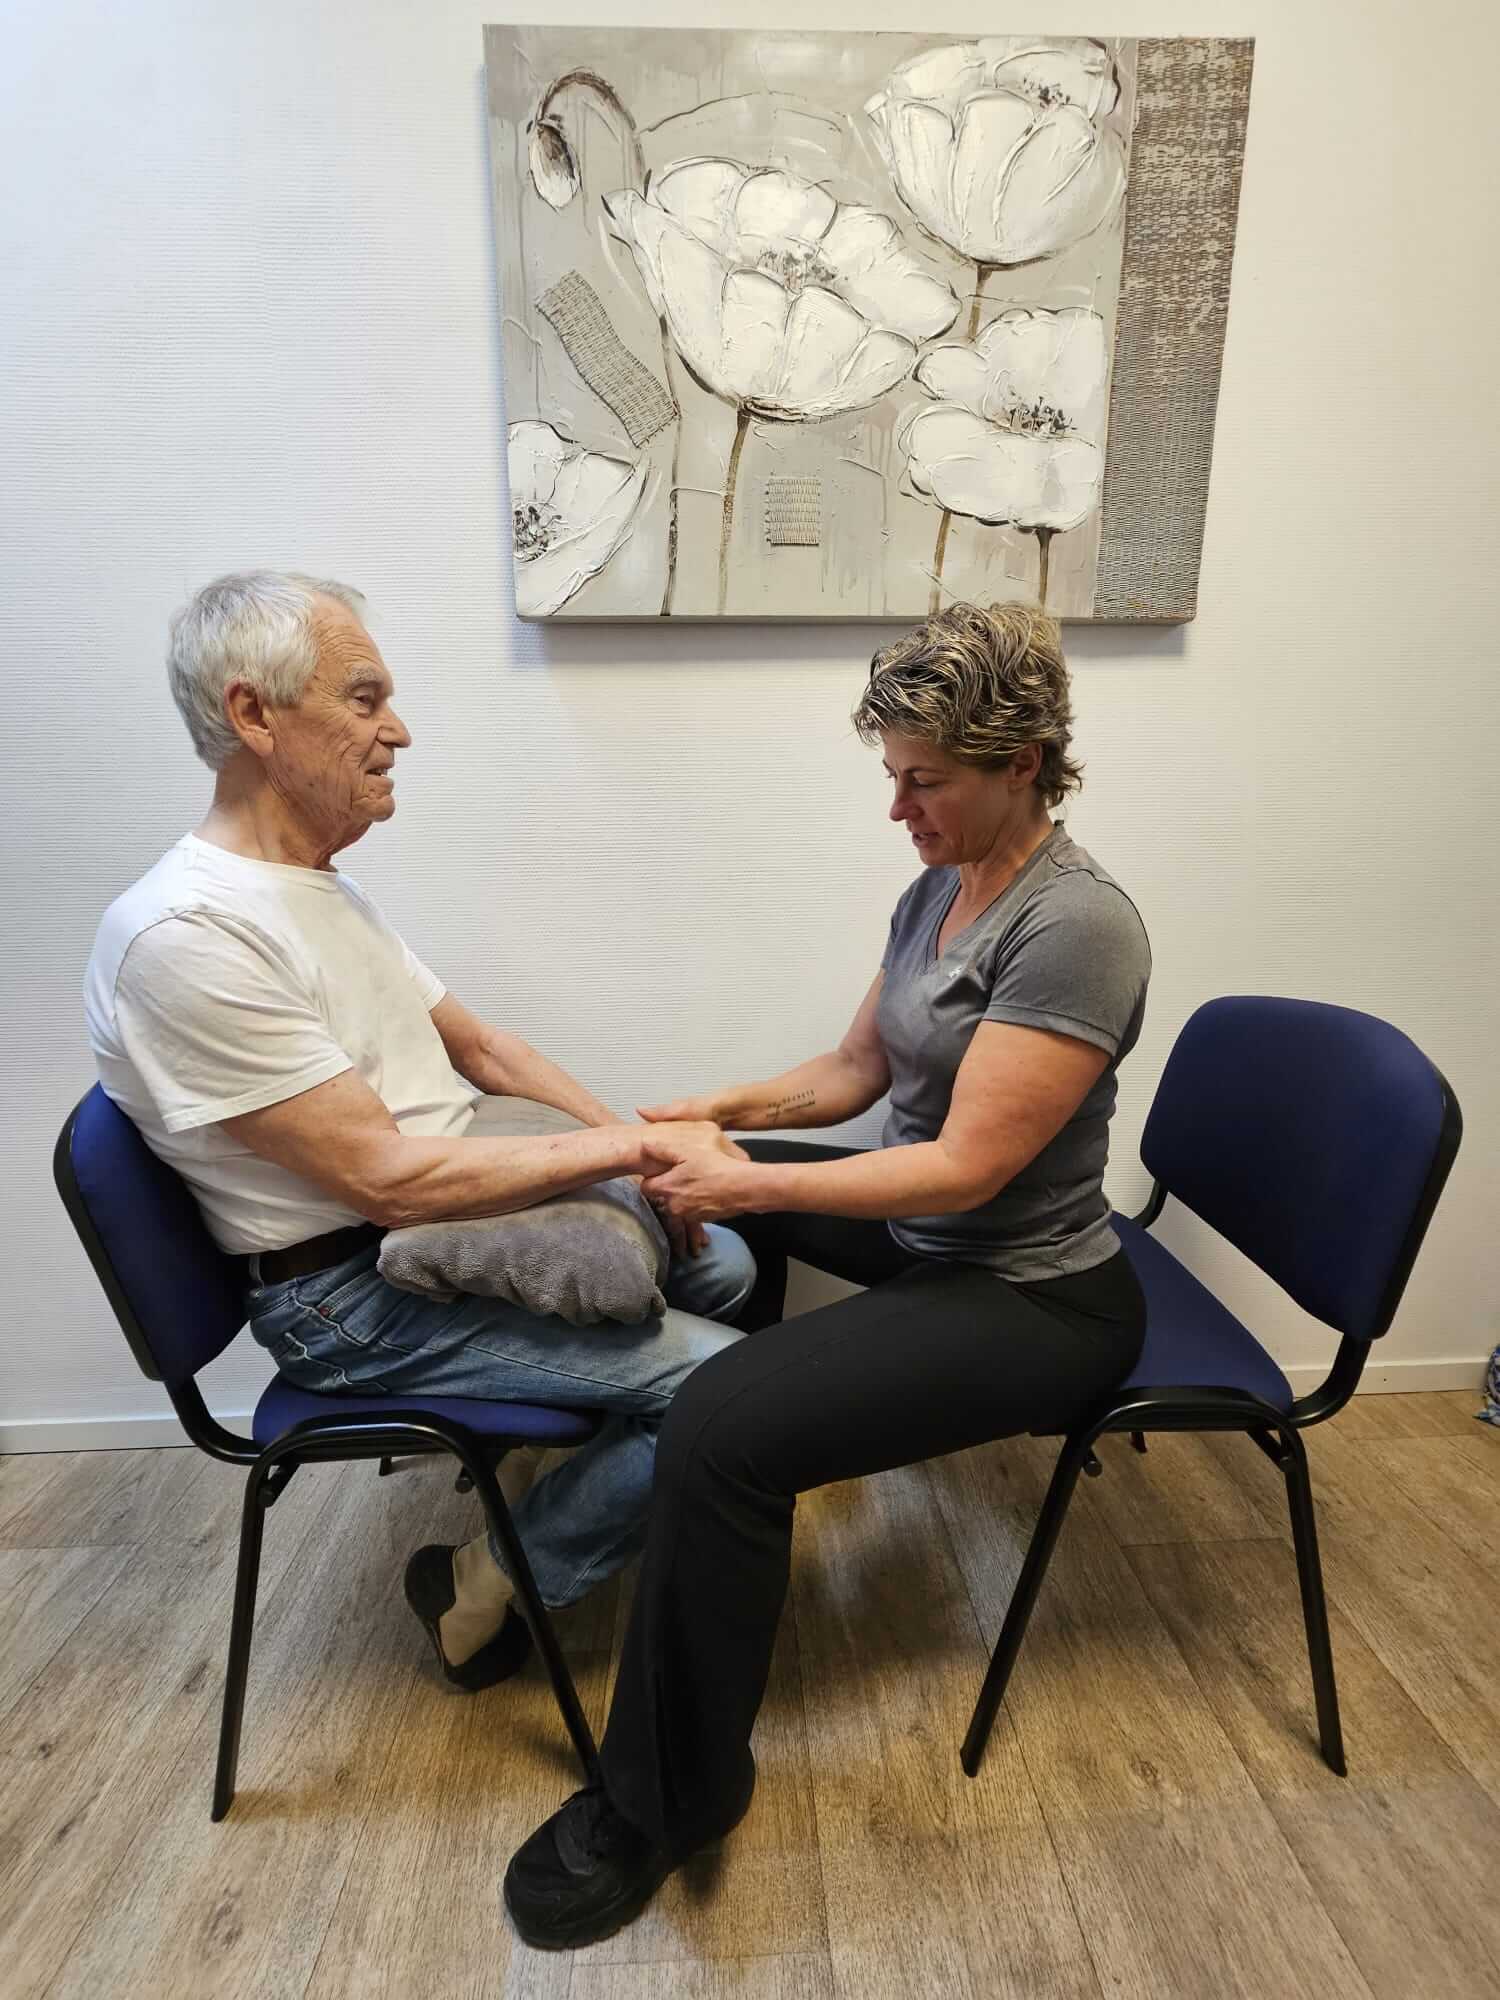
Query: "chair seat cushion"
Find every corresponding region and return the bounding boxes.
[1111,1213,1295,1414]
[252,1378,602,1449]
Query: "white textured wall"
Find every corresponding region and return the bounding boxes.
[3,0,1495,1443]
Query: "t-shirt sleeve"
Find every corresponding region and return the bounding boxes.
[113,913,353,1133]
[399,938,445,1010]
[881,876,924,971]
[983,875,1150,1057]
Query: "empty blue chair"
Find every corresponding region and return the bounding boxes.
[54,1084,604,1819]
[961,996,1462,1779]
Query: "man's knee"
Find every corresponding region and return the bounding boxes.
[665,1223,756,1324]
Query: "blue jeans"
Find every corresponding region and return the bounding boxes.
[245,1226,754,1608]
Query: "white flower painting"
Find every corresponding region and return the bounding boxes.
[484,27,1253,621]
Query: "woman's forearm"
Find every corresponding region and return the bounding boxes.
[738,1137,997,1220]
[715,1049,888,1130]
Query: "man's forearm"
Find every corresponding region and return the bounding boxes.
[365,1125,648,1229]
[467,1027,621,1129]
[716,1049,886,1131]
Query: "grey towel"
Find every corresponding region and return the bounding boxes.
[376,1096,670,1325]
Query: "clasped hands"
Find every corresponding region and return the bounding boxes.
[634,1098,755,1257]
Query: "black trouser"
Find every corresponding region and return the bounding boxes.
[598,1142,1146,1851]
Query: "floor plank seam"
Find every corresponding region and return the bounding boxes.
[916,1459,1109,2000]
[0,1549,133,1727]
[1117,1550,1383,2000]
[1366,1446,1500,1555]
[36,1467,362,2000]
[1007,1725,1109,2000]
[1107,1526,1284,1549]
[37,1670,225,2000]
[781,1570,836,1970]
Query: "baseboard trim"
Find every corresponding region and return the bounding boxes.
[0,1410,252,1454]
[0,1354,1489,1453]
[1282,1357,1485,1396]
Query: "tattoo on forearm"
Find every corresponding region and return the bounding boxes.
[766,1088,815,1126]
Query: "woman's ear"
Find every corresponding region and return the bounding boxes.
[1008,741,1043,790]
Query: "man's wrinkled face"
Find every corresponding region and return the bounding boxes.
[264,599,411,853]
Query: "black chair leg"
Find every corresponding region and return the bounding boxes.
[1130,1430,1148,1454]
[213,1461,272,1820]
[472,1460,600,1785]
[961,1434,1090,1777]
[377,1456,396,1477]
[1279,1426,1346,1775]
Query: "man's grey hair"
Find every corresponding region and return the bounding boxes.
[166,571,367,770]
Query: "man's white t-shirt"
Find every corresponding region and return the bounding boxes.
[84,833,477,1254]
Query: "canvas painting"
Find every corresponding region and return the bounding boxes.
[483,27,1253,622]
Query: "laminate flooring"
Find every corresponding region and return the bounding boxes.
[2,1390,1497,1999]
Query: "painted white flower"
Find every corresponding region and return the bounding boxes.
[866,39,1126,268]
[904,307,1108,531]
[603,159,959,422]
[507,420,647,617]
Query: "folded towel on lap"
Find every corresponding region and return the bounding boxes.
[377,1096,670,1326]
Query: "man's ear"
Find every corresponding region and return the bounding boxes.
[223,678,276,761]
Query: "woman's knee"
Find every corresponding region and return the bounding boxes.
[654,1347,788,1507]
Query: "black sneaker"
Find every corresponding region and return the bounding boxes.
[403,1543,532,1691]
[503,1763,756,1950]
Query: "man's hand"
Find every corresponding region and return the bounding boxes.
[644,1191,705,1260]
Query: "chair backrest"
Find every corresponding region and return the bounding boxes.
[1140,996,1461,1344]
[55,1085,247,1386]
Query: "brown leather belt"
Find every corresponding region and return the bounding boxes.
[249,1222,384,1286]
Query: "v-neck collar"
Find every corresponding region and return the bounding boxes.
[926,823,1063,968]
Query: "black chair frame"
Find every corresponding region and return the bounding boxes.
[961,1071,1463,1783]
[54,1110,601,1821]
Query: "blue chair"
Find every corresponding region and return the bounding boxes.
[961,996,1462,1779]
[54,1084,604,1819]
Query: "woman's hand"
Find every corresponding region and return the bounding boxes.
[634,1120,750,1249]
[637,1119,748,1166]
[637,1094,726,1125]
[629,1172,703,1259]
[639,1135,757,1229]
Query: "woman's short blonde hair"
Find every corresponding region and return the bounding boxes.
[852,602,1083,808]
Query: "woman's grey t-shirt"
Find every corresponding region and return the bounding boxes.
[876,822,1149,1280]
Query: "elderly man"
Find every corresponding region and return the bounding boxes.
[84,571,752,1688]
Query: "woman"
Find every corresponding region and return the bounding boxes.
[505,602,1151,1949]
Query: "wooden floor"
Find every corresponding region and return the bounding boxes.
[2,1391,1499,1999]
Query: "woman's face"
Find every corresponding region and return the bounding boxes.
[880,731,1037,869]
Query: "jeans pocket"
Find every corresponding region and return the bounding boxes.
[295,1251,411,1352]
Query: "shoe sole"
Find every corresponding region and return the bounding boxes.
[503,1849,675,1950]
